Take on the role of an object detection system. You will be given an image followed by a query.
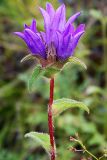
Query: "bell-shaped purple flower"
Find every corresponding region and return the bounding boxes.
[14,3,85,67]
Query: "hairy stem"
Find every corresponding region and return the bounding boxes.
[48,78,56,160]
[84,149,98,160]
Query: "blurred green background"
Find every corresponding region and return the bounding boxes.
[0,0,107,159]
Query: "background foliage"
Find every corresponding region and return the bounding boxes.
[0,0,107,159]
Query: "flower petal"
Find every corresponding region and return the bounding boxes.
[52,32,59,49]
[30,19,37,33]
[39,7,51,43]
[57,31,84,60]
[74,24,85,35]
[64,34,71,50]
[24,24,29,29]
[65,12,81,28]
[56,32,66,60]
[67,31,85,55]
[40,31,46,43]
[51,4,66,31]
[14,32,26,41]
[57,32,63,52]
[64,24,74,36]
[46,2,55,20]
[14,32,40,55]
[24,29,46,58]
[24,19,37,32]
[57,32,72,60]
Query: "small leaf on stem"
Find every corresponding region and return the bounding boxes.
[25,132,51,154]
[28,65,45,91]
[52,98,89,117]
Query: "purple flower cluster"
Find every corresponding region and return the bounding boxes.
[15,3,85,67]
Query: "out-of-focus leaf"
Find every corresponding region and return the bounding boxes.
[86,86,103,95]
[89,133,105,146]
[0,80,18,98]
[25,132,50,154]
[90,9,103,20]
[68,57,87,69]
[52,98,89,117]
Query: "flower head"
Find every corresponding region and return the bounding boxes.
[14,3,85,68]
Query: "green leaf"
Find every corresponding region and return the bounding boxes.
[28,65,44,91]
[88,133,105,145]
[25,132,50,154]
[90,9,103,20]
[52,98,89,117]
[68,57,87,70]
[0,79,18,98]
[86,86,103,95]
[20,54,34,63]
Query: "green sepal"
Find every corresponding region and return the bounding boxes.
[20,54,35,63]
[52,98,89,117]
[44,67,61,78]
[68,56,87,70]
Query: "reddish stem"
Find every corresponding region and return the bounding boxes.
[48,78,56,160]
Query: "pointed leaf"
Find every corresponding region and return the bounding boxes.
[25,132,50,154]
[20,54,34,63]
[68,57,87,69]
[28,65,45,91]
[52,98,89,117]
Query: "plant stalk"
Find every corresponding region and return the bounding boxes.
[48,78,56,160]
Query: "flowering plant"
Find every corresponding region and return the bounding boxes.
[14,3,85,69]
[14,2,89,160]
